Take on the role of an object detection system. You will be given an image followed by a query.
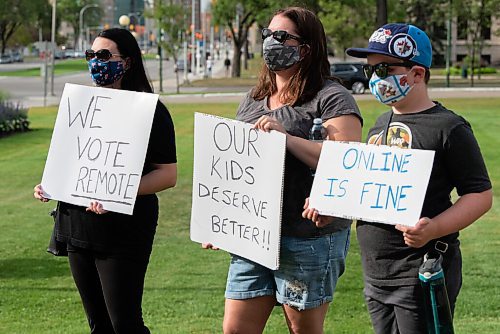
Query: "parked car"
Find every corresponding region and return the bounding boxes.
[174,59,191,73]
[64,49,76,58]
[73,51,85,58]
[330,62,369,94]
[0,54,13,64]
[10,51,23,62]
[54,50,65,59]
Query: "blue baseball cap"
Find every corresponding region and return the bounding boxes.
[346,23,432,68]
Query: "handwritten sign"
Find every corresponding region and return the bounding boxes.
[41,83,158,215]
[309,142,434,226]
[190,113,286,269]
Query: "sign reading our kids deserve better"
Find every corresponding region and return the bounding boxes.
[309,141,435,227]
[41,83,158,215]
[190,113,286,270]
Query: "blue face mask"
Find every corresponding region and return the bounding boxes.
[87,58,125,86]
[369,73,413,105]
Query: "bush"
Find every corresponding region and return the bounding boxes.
[0,100,30,137]
[473,67,497,74]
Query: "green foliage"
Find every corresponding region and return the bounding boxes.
[0,100,29,136]
[0,0,49,54]
[58,0,101,47]
[319,0,375,57]
[147,0,188,61]
[212,0,276,77]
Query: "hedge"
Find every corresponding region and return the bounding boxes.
[0,100,30,137]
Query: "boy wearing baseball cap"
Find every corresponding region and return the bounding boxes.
[304,23,492,333]
[345,23,492,333]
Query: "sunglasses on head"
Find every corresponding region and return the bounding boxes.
[261,28,303,44]
[362,62,415,79]
[85,49,123,62]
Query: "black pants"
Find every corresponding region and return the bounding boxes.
[68,248,151,334]
[364,245,462,334]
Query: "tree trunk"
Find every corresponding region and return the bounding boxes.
[376,0,388,28]
[243,39,249,70]
[232,45,242,77]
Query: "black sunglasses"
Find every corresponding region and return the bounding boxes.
[85,49,123,62]
[362,62,415,79]
[261,28,303,44]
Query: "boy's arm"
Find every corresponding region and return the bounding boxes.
[396,189,492,248]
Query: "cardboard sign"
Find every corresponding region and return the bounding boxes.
[41,83,158,215]
[309,141,435,226]
[190,113,286,269]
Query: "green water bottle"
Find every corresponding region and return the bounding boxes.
[418,251,454,334]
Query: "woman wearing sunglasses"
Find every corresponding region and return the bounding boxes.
[203,7,362,333]
[34,28,177,333]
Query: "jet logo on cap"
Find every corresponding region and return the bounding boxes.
[389,33,417,58]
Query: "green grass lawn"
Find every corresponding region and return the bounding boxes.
[0,59,88,77]
[0,98,498,333]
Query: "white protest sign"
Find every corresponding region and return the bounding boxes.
[41,83,158,215]
[190,113,286,270]
[309,142,435,226]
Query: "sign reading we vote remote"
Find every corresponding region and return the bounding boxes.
[41,83,158,215]
[309,142,435,226]
[190,113,286,270]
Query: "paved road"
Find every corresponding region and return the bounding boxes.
[1,58,499,108]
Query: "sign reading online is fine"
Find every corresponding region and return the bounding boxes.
[41,83,158,215]
[190,113,286,270]
[309,142,435,227]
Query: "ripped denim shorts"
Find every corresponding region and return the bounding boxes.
[225,227,350,310]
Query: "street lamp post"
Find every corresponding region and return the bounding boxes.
[50,0,56,96]
[79,4,100,52]
[119,13,144,44]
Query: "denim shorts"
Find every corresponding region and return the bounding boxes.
[225,228,350,310]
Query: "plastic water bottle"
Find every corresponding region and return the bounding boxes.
[418,251,455,334]
[309,118,326,176]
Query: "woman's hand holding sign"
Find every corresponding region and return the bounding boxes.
[33,184,50,202]
[302,198,335,228]
[254,115,287,134]
[86,201,108,215]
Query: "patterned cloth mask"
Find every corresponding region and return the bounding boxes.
[369,73,413,105]
[87,58,125,86]
[262,37,301,72]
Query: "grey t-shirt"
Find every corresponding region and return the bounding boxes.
[236,79,363,237]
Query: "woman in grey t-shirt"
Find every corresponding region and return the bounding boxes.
[205,7,362,333]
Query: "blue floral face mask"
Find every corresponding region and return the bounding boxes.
[87,58,125,86]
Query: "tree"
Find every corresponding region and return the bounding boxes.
[58,0,101,49]
[400,0,449,65]
[0,0,46,55]
[148,0,188,93]
[454,0,500,86]
[376,0,388,27]
[212,0,276,77]
[319,0,375,59]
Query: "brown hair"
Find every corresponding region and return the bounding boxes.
[252,7,331,105]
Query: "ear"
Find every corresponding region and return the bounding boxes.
[411,66,426,84]
[300,44,311,58]
[123,57,132,71]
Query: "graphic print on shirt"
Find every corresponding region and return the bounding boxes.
[367,122,412,148]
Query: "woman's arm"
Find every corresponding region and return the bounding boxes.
[137,163,177,195]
